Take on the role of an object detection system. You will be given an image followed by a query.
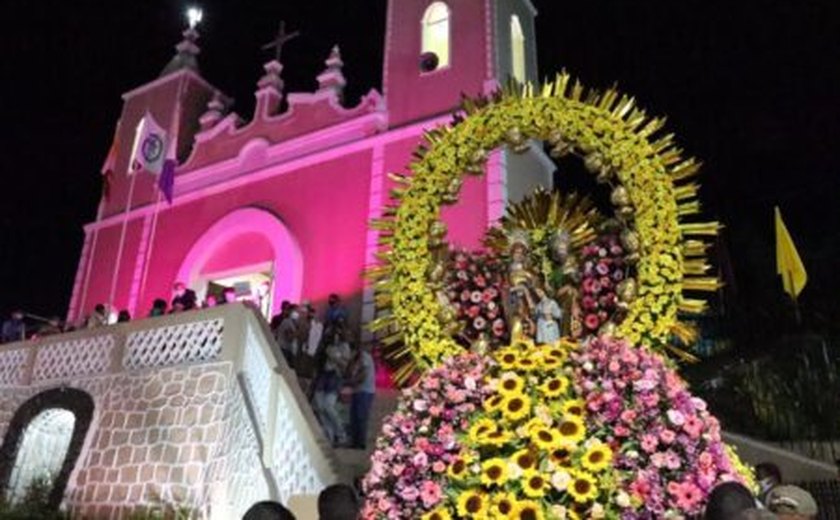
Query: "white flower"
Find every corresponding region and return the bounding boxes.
[464,377,477,391]
[550,505,567,519]
[551,470,571,491]
[667,409,686,426]
[507,462,523,480]
[413,399,428,412]
[615,490,631,508]
[626,450,639,459]
[583,361,594,371]
[590,503,605,519]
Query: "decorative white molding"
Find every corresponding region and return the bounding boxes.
[124,318,224,370]
[0,348,28,386]
[32,335,115,383]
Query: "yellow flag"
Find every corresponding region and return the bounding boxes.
[774,206,807,298]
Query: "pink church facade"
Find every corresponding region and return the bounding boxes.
[68,0,551,334]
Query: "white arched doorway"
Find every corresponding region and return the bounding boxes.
[176,207,303,316]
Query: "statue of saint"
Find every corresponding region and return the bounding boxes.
[533,286,562,344]
[550,230,582,337]
[506,233,538,342]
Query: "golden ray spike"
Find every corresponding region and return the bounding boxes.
[651,133,675,153]
[669,159,702,181]
[682,277,723,292]
[541,82,554,98]
[659,148,684,166]
[393,363,417,385]
[680,222,722,236]
[612,95,636,119]
[674,183,700,201]
[554,72,571,98]
[367,317,395,332]
[683,240,711,257]
[683,259,711,275]
[671,321,699,345]
[639,117,667,138]
[570,79,584,101]
[626,108,648,129]
[387,172,412,185]
[584,89,600,105]
[664,343,700,363]
[369,218,395,231]
[598,88,619,110]
[677,201,702,217]
[381,333,405,346]
[678,298,708,314]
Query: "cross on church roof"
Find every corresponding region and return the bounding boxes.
[261,21,300,63]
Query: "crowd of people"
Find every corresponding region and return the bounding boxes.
[269,293,376,450]
[243,483,359,520]
[703,462,820,519]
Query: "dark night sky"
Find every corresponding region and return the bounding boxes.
[1,1,839,325]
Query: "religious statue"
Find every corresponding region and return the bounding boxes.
[505,231,539,342]
[550,230,582,337]
[533,286,562,344]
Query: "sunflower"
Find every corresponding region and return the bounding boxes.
[422,508,453,520]
[511,448,538,471]
[516,356,538,372]
[539,377,569,398]
[581,442,613,473]
[498,372,525,396]
[469,418,497,442]
[512,500,545,520]
[549,445,573,467]
[456,490,488,517]
[557,415,586,444]
[561,399,586,417]
[567,471,599,504]
[544,346,568,363]
[523,417,548,434]
[521,469,549,498]
[480,458,508,487]
[448,457,469,480]
[480,429,513,447]
[540,355,562,371]
[491,492,517,517]
[501,393,532,422]
[483,394,505,413]
[530,427,559,451]
[496,349,520,369]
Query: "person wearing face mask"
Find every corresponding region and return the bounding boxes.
[756,462,783,506]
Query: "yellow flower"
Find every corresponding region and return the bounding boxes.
[491,492,517,517]
[483,394,505,413]
[456,490,488,517]
[540,355,562,371]
[496,349,520,369]
[511,500,545,520]
[480,429,513,447]
[549,444,574,467]
[561,399,586,417]
[521,469,549,498]
[516,356,538,372]
[498,372,525,396]
[511,448,538,472]
[539,377,569,398]
[544,346,568,363]
[469,418,497,442]
[501,393,532,422]
[557,415,586,444]
[480,458,508,487]
[581,442,613,473]
[568,471,599,504]
[422,508,452,520]
[523,417,548,434]
[530,427,559,451]
[448,457,469,480]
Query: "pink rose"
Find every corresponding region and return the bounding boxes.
[432,461,446,473]
[419,481,442,508]
[660,429,676,444]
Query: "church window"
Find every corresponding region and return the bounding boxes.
[422,2,451,70]
[511,15,526,83]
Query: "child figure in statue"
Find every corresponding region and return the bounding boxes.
[550,230,582,337]
[533,286,562,344]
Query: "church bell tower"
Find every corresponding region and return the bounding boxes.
[383,0,539,127]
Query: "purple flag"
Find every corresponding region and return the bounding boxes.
[159,159,175,204]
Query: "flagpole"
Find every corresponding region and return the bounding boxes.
[138,189,163,307]
[108,170,138,313]
[787,269,802,326]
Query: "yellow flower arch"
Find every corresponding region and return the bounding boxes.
[369,74,720,375]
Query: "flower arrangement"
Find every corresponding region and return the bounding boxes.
[572,336,755,517]
[361,353,491,519]
[428,339,622,520]
[445,250,508,345]
[368,75,719,374]
[578,234,626,334]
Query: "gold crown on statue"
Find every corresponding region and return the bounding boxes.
[508,229,530,250]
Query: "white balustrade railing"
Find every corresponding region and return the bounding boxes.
[0,303,339,511]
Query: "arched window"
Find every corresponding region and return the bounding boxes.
[510,15,526,83]
[422,2,450,69]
